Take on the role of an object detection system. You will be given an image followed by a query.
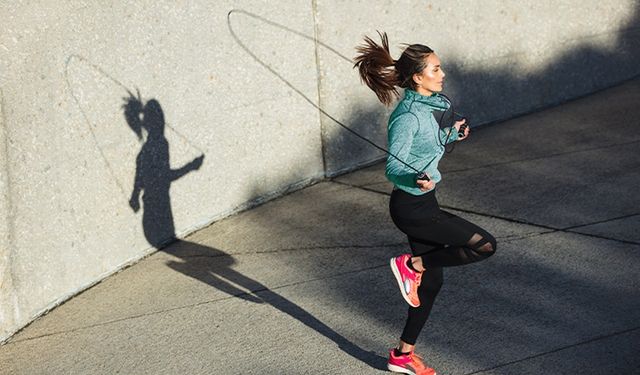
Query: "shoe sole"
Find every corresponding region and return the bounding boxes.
[388,363,436,375]
[387,363,415,374]
[390,258,419,308]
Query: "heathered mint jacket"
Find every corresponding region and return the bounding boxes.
[385,89,459,195]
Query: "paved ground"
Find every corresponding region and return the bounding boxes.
[1,78,639,375]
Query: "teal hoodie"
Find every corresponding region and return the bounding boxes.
[385,89,458,195]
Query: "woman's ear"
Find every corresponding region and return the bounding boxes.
[412,72,423,87]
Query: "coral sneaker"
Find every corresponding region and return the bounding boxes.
[390,254,422,307]
[387,349,436,375]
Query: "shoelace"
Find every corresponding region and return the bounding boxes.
[415,271,423,287]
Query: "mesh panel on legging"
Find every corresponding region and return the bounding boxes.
[411,230,497,268]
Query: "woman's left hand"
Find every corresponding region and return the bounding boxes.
[454,119,470,140]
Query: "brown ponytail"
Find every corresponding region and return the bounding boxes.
[354,31,434,106]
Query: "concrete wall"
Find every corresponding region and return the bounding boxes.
[1,1,638,342]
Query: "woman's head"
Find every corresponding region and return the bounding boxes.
[354,32,444,105]
[411,52,445,96]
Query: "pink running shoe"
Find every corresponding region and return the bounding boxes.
[390,254,422,307]
[387,349,436,375]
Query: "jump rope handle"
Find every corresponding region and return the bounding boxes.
[458,117,469,138]
[416,171,430,182]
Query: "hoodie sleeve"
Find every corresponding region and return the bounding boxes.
[385,113,420,188]
[439,126,459,144]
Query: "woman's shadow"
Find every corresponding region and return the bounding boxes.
[122,92,384,368]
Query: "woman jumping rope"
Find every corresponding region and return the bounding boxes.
[354,32,497,375]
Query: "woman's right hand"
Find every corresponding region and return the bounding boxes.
[416,178,435,192]
[453,119,470,140]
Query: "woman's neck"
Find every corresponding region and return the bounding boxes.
[415,87,434,96]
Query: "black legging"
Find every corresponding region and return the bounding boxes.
[389,188,497,345]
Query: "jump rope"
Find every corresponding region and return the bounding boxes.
[67,11,467,199]
[227,9,468,182]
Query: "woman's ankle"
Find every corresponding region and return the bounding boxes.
[410,257,426,272]
[398,341,415,354]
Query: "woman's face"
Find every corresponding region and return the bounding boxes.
[413,53,445,95]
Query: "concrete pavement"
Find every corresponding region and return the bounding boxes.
[1,78,639,374]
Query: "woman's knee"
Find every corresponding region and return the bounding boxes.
[486,233,497,254]
[480,238,497,257]
[470,232,497,257]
